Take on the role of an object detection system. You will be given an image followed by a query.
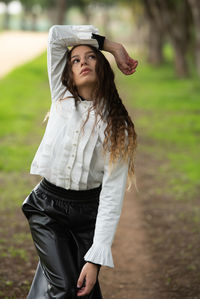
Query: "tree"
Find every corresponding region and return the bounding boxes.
[143,0,164,66]
[187,0,200,76]
[67,0,92,23]
[117,0,165,66]
[56,0,67,24]
[20,0,38,30]
[120,0,192,77]
[20,0,68,29]
[2,0,12,29]
[157,0,192,78]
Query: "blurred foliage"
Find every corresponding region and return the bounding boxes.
[116,46,200,200]
[0,0,198,77]
[0,1,199,202]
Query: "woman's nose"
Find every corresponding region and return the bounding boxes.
[81,57,87,66]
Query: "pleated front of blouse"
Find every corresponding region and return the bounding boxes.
[30,95,106,191]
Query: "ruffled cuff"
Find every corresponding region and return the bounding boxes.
[84,243,114,268]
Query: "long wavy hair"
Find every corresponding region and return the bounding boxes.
[61,45,137,188]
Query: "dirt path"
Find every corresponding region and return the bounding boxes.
[100,187,164,299]
[99,150,169,299]
[0,30,48,78]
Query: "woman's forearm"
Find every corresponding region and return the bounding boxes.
[103,38,138,75]
[102,38,121,55]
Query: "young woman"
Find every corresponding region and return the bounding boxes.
[22,25,138,299]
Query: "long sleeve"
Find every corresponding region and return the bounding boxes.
[47,25,99,102]
[84,155,129,268]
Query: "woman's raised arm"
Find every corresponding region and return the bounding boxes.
[103,38,138,75]
[47,25,99,102]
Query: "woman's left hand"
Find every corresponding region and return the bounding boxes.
[77,262,99,297]
[103,39,138,75]
[113,43,138,75]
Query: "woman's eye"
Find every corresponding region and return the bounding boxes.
[88,55,96,60]
[72,59,80,64]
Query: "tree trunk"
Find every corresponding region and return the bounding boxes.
[146,18,164,65]
[31,12,37,31]
[20,11,27,30]
[3,4,10,30]
[83,6,91,24]
[187,0,200,76]
[158,0,190,78]
[46,7,57,25]
[101,7,112,39]
[173,40,189,77]
[57,0,67,25]
[143,0,164,66]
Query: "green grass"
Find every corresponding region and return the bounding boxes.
[0,52,50,171]
[0,52,50,209]
[116,55,200,200]
[0,47,199,209]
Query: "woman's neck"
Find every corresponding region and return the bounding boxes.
[77,87,94,101]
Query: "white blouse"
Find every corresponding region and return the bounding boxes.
[30,25,129,268]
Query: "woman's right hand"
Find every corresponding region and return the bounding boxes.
[76,262,99,297]
[103,39,138,75]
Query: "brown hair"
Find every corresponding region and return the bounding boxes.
[61,45,137,187]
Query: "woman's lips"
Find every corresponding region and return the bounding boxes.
[80,68,91,75]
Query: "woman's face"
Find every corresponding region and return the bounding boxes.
[70,45,97,90]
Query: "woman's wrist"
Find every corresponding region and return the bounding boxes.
[87,261,101,268]
[103,38,121,56]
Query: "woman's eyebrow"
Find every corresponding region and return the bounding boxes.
[85,51,95,55]
[71,51,95,59]
[71,54,79,59]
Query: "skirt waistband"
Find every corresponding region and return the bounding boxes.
[39,178,102,201]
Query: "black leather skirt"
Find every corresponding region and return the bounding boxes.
[22,178,102,299]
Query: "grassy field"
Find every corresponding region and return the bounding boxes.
[0,49,199,210]
[0,52,50,210]
[116,53,200,201]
